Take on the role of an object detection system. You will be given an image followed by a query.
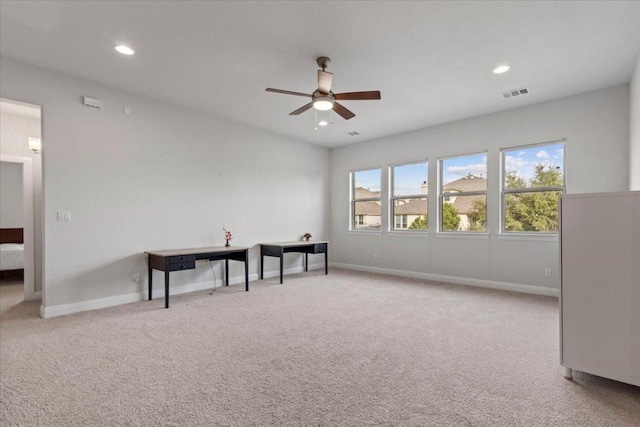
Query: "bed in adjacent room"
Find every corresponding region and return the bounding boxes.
[0,228,24,280]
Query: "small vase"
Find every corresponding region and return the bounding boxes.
[304,237,310,242]
[225,240,230,247]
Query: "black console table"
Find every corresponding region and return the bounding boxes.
[259,241,328,284]
[146,246,249,308]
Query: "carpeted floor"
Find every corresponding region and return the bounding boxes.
[1,269,638,426]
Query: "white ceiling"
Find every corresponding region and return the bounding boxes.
[2,1,640,148]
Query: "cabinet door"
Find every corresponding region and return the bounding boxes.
[561,193,639,387]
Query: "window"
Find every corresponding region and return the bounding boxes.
[439,153,487,232]
[501,141,565,233]
[395,215,408,229]
[390,161,428,231]
[351,168,381,230]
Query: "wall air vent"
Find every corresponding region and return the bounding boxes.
[501,88,529,99]
[83,96,102,109]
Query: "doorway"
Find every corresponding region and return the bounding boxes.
[0,99,43,310]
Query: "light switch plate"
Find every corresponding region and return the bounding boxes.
[57,211,71,221]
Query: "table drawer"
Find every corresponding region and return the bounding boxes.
[168,254,196,263]
[168,261,196,271]
[313,243,327,253]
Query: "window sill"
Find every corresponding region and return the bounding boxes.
[387,231,429,237]
[435,232,489,240]
[348,230,382,235]
[498,233,558,242]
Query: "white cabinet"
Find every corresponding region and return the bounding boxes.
[560,191,640,387]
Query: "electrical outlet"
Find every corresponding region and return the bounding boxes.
[57,211,71,221]
[544,268,552,277]
[133,273,140,282]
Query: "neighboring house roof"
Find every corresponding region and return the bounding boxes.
[355,187,381,199]
[443,174,486,193]
[444,174,486,214]
[355,201,381,215]
[450,194,483,214]
[394,199,427,215]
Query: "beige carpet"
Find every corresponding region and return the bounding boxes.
[1,269,638,426]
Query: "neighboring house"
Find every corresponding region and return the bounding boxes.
[393,198,427,229]
[443,174,486,230]
[358,175,486,230]
[354,187,381,229]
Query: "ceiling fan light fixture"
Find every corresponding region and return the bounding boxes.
[313,97,334,111]
[315,109,331,130]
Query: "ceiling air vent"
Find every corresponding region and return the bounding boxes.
[502,88,529,99]
[347,131,360,136]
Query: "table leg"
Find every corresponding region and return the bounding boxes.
[305,253,308,272]
[148,262,153,300]
[260,249,264,280]
[225,259,229,286]
[325,247,328,275]
[280,249,284,284]
[164,270,170,308]
[245,250,249,291]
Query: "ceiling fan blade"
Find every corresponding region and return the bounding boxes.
[333,102,356,120]
[266,88,312,98]
[318,70,333,94]
[334,91,381,101]
[289,102,313,116]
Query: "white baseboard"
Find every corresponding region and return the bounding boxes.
[39,263,325,319]
[329,262,559,297]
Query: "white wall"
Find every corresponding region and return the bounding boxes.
[630,54,640,191]
[0,111,43,291]
[0,58,330,313]
[330,85,630,294]
[0,161,24,227]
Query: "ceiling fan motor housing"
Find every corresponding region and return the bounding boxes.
[316,56,330,70]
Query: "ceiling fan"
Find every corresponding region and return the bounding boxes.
[265,57,381,121]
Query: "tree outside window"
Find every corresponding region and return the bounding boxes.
[502,141,565,232]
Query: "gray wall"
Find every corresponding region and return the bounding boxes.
[330,85,630,293]
[0,58,330,310]
[0,161,23,228]
[630,55,640,191]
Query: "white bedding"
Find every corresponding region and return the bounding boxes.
[0,243,24,270]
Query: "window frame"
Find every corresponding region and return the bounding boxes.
[389,160,429,232]
[438,151,488,233]
[350,167,382,232]
[500,140,566,234]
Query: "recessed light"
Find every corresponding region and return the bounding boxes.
[115,45,135,56]
[493,65,510,74]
